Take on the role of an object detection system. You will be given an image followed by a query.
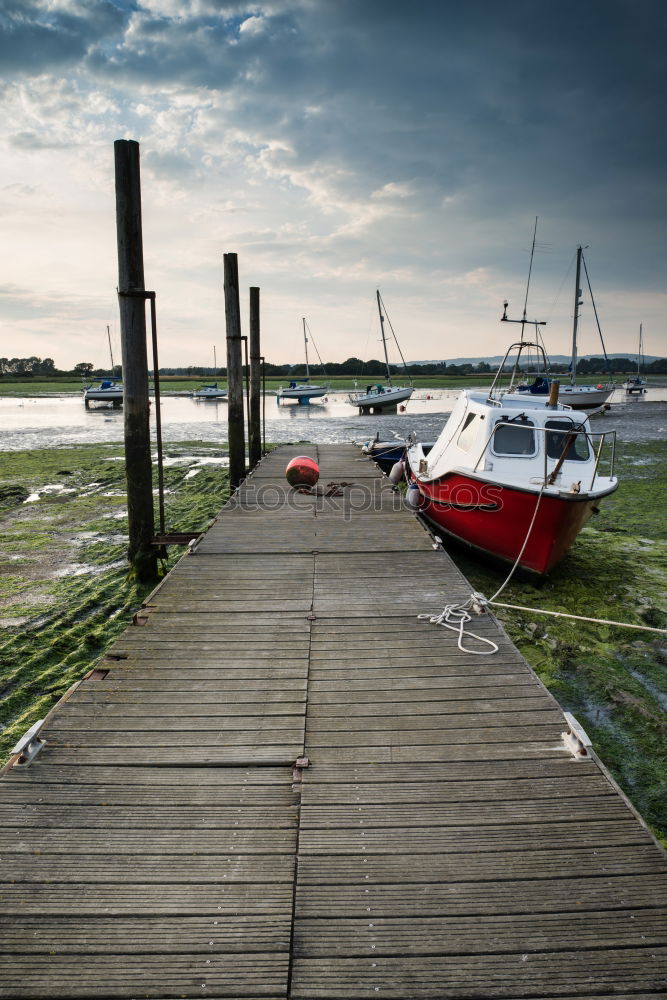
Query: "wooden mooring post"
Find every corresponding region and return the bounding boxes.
[224,253,246,489]
[114,138,157,582]
[248,286,262,468]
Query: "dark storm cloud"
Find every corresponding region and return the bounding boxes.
[0,0,128,73]
[2,0,665,289]
[78,0,665,213]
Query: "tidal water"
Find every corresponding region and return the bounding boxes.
[0,388,665,451]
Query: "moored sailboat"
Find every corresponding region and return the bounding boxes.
[623,324,648,395]
[348,291,414,412]
[276,319,328,403]
[510,245,615,409]
[83,326,123,406]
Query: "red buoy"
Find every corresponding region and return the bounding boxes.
[285,455,320,487]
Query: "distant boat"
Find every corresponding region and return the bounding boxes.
[83,377,123,404]
[192,382,228,400]
[348,291,414,412]
[623,324,648,395]
[276,318,328,403]
[84,325,123,406]
[362,432,434,475]
[509,245,614,409]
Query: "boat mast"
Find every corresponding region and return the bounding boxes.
[637,322,643,377]
[107,325,115,375]
[303,318,310,381]
[570,246,583,386]
[376,290,392,385]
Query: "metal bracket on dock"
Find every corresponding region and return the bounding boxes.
[10,720,47,766]
[561,712,592,758]
[292,756,310,782]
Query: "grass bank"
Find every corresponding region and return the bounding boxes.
[3,374,665,397]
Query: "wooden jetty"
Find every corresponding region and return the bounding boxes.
[1,444,665,998]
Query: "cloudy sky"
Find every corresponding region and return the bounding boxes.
[1,0,665,370]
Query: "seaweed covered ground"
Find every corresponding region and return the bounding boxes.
[454,437,667,844]
[0,442,229,763]
[0,435,665,844]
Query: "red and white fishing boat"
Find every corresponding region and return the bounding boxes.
[405,341,618,575]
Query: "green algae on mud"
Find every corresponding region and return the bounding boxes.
[0,441,230,763]
[454,437,667,844]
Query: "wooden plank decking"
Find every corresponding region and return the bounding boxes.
[1,443,665,998]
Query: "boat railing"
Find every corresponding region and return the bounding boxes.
[472,420,616,491]
[486,340,551,403]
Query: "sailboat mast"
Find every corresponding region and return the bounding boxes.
[570,246,583,386]
[376,290,392,385]
[107,325,114,374]
[638,323,643,376]
[303,318,310,381]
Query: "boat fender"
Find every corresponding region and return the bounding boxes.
[597,384,603,390]
[399,404,406,412]
[285,455,320,488]
[405,482,422,508]
[388,460,405,484]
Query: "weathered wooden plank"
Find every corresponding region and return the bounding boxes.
[0,914,291,952]
[305,723,563,747]
[297,819,652,854]
[0,955,289,997]
[0,883,294,915]
[299,774,614,804]
[45,713,306,732]
[297,796,630,828]
[1,782,298,805]
[304,704,561,726]
[21,747,303,765]
[0,804,298,829]
[301,758,601,784]
[3,762,293,784]
[5,828,296,854]
[289,949,667,997]
[293,874,667,917]
[0,854,295,883]
[296,844,665,884]
[294,907,667,956]
[44,728,305,746]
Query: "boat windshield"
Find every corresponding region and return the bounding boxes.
[545,419,590,461]
[492,417,536,456]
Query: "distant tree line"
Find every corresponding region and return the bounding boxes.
[2,355,666,378]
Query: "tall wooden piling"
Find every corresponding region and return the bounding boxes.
[248,287,262,468]
[224,253,246,489]
[114,139,157,582]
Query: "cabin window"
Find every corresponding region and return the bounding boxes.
[545,419,590,461]
[457,412,479,450]
[492,417,536,456]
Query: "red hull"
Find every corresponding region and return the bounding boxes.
[414,471,603,575]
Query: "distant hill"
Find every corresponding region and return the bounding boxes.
[409,353,662,366]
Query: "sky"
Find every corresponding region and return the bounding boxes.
[1,0,665,370]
